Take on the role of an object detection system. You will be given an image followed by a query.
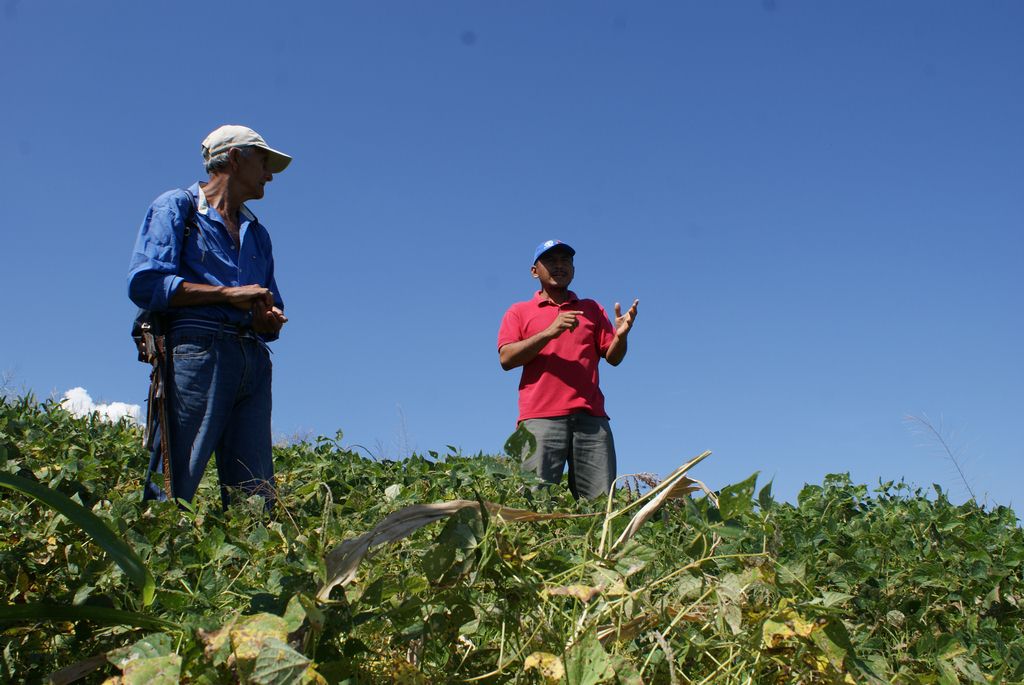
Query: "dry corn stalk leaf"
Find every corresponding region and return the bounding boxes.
[612,452,713,552]
[318,500,593,601]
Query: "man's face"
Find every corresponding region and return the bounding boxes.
[233,147,273,201]
[532,247,575,289]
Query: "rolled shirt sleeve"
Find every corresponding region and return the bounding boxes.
[128,191,191,312]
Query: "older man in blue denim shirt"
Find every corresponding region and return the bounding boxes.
[128,125,291,508]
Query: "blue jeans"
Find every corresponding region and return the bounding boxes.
[143,326,275,508]
[520,413,617,500]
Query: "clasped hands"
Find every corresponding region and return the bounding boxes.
[225,285,288,335]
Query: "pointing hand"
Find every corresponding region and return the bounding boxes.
[546,310,584,339]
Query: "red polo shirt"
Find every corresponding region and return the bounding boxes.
[498,291,616,421]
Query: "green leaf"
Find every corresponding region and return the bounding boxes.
[720,601,742,635]
[565,628,613,685]
[0,471,155,606]
[422,539,457,583]
[757,479,774,511]
[815,591,854,608]
[108,634,181,685]
[0,603,177,630]
[610,655,644,685]
[674,573,703,600]
[809,621,848,670]
[120,655,182,685]
[484,460,513,478]
[777,561,806,589]
[817,620,888,684]
[282,594,308,633]
[953,656,990,684]
[109,633,175,666]
[504,424,536,461]
[717,472,758,520]
[230,613,326,684]
[248,637,321,684]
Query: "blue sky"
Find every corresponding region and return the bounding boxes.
[1,1,1021,508]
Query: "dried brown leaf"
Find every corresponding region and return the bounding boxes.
[318,500,594,601]
[612,452,713,551]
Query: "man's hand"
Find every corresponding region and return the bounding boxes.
[605,299,638,366]
[225,285,274,311]
[545,310,584,339]
[252,305,288,335]
[499,309,583,371]
[614,299,639,337]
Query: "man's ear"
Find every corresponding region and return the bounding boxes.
[530,264,539,279]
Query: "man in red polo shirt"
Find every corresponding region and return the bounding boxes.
[497,240,639,499]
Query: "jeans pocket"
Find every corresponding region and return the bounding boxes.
[171,333,215,359]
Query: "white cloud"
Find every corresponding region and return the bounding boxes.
[60,387,141,425]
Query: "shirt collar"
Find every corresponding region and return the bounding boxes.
[192,183,257,222]
[534,290,579,307]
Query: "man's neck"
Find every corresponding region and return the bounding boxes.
[200,176,242,225]
[540,286,571,305]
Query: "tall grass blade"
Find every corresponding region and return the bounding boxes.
[0,603,177,630]
[0,472,155,606]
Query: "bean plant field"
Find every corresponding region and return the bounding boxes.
[1,395,1022,684]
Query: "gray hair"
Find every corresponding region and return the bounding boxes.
[204,145,256,174]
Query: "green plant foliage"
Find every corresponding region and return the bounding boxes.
[564,629,613,685]
[1,394,1022,684]
[0,472,155,607]
[504,423,537,462]
[107,633,181,685]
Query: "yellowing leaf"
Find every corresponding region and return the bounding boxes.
[545,584,602,603]
[228,613,328,684]
[524,651,566,683]
[120,655,182,685]
[762,606,821,648]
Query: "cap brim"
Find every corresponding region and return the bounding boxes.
[534,244,576,262]
[264,147,292,174]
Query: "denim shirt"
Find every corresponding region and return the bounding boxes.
[128,183,284,340]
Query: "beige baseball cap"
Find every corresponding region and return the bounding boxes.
[201,125,292,173]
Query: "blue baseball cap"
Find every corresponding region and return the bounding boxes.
[533,239,576,263]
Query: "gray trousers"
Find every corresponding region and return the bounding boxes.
[520,413,616,500]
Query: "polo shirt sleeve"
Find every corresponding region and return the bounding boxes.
[497,305,523,350]
[593,302,616,355]
[127,192,189,312]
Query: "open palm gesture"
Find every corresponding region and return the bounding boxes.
[614,299,639,336]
